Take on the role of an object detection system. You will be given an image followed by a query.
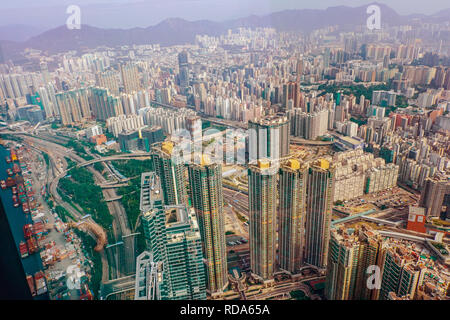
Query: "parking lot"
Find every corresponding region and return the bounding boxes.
[226,235,248,247]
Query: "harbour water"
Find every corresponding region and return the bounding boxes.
[0,144,48,300]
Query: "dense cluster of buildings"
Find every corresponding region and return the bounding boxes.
[325,223,450,300]
[333,149,399,201]
[1,7,449,302]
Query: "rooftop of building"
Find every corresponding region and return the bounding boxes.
[166,207,201,244]
[426,173,450,184]
[311,158,332,171]
[139,172,202,243]
[331,223,382,249]
[248,158,279,173]
[165,207,186,226]
[333,134,365,146]
[141,125,163,132]
[248,114,289,126]
[140,172,161,213]
[332,222,450,288]
[151,140,174,157]
[118,129,141,136]
[280,159,307,172]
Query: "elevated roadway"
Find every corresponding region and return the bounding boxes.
[23,134,137,279]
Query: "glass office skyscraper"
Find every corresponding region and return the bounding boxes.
[140,172,206,300]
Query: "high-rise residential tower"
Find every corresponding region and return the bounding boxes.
[188,158,228,296]
[40,62,51,85]
[120,63,141,94]
[304,159,335,269]
[296,58,303,84]
[151,141,188,206]
[283,81,299,110]
[55,88,92,126]
[378,245,424,300]
[325,227,361,300]
[248,114,290,163]
[278,159,307,274]
[96,69,120,96]
[178,51,189,90]
[90,87,124,121]
[248,159,277,281]
[419,174,450,217]
[325,224,383,300]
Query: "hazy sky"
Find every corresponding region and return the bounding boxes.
[1,0,449,29]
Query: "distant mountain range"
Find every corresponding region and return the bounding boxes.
[0,24,48,42]
[0,2,449,60]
